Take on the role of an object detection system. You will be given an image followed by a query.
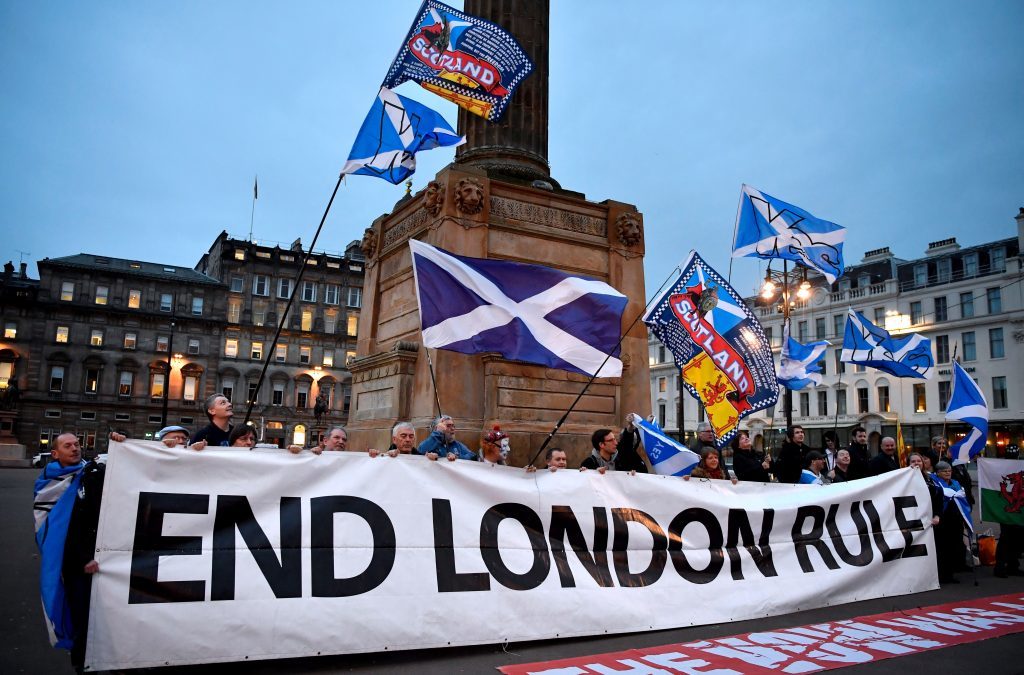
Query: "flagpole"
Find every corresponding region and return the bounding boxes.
[242,172,345,428]
[249,175,258,242]
[526,265,682,468]
[424,348,444,420]
[940,344,960,449]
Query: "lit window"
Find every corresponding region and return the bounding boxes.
[658,377,666,393]
[228,298,241,324]
[301,310,313,331]
[85,368,99,394]
[187,338,200,355]
[225,338,238,358]
[234,249,246,261]
[256,251,271,259]
[346,350,356,364]
[192,297,204,316]
[253,301,267,327]
[347,315,358,336]
[90,329,103,346]
[323,351,334,367]
[128,289,142,308]
[156,335,169,352]
[0,362,11,389]
[3,322,15,339]
[183,375,198,401]
[95,286,109,305]
[150,372,166,399]
[56,326,69,343]
[119,371,133,397]
[60,281,74,301]
[251,342,263,360]
[276,343,288,362]
[300,346,311,364]
[293,424,306,446]
[160,293,173,312]
[122,332,136,350]
[913,383,926,413]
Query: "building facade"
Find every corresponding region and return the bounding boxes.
[0,232,364,458]
[650,209,1024,456]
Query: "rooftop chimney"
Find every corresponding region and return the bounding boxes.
[925,237,960,256]
[1016,207,1024,254]
[19,261,27,278]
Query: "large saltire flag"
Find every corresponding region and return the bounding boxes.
[777,322,830,390]
[341,86,464,185]
[382,0,533,122]
[978,457,1024,526]
[629,413,700,477]
[841,308,934,379]
[409,240,627,377]
[946,360,989,465]
[643,251,779,448]
[732,184,846,284]
[930,473,974,534]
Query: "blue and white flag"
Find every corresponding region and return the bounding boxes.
[778,322,830,390]
[341,86,464,185]
[410,240,627,377]
[630,414,700,477]
[841,308,934,379]
[33,460,86,649]
[931,473,974,534]
[732,184,846,284]
[946,360,989,465]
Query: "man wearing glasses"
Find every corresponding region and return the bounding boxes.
[581,429,619,473]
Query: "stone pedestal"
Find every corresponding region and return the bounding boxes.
[347,164,649,465]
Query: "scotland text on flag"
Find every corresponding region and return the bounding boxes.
[840,308,934,379]
[778,323,830,391]
[631,414,700,477]
[732,184,846,284]
[341,86,463,185]
[946,360,989,465]
[409,240,627,377]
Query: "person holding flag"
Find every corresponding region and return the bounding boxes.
[945,360,989,507]
[930,460,973,584]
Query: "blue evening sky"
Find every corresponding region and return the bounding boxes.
[2,1,1021,299]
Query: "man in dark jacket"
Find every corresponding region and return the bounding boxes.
[868,436,900,476]
[845,426,870,480]
[776,425,811,484]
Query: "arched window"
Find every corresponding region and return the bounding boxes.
[293,424,307,447]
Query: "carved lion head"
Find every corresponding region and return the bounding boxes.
[424,180,446,217]
[615,213,643,247]
[453,177,485,216]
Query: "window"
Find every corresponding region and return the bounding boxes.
[992,376,1008,409]
[180,338,197,356]
[936,258,951,283]
[797,321,808,341]
[347,315,358,336]
[963,253,978,277]
[857,387,869,413]
[90,329,103,346]
[278,278,292,300]
[150,372,165,399]
[833,349,845,374]
[799,392,809,417]
[119,371,133,397]
[225,338,238,358]
[156,335,169,352]
[301,310,313,332]
[44,409,61,419]
[938,380,952,409]
[836,389,847,416]
[221,378,235,402]
[817,390,828,416]
[128,289,142,308]
[877,386,890,413]
[858,274,871,289]
[234,249,246,261]
[272,382,284,406]
[56,326,69,343]
[346,350,356,364]
[658,403,666,428]
[833,314,844,338]
[935,335,949,364]
[276,343,288,362]
[347,287,362,308]
[296,382,310,409]
[873,307,885,325]
[987,288,1001,314]
[80,411,96,421]
[3,322,15,339]
[94,285,109,305]
[157,293,171,312]
[49,366,65,392]
[910,301,922,325]
[934,297,947,322]
[294,424,307,446]
[960,292,974,318]
[84,367,100,394]
[990,328,1005,358]
[914,264,927,287]
[323,351,334,367]
[658,377,667,393]
[183,375,198,401]
[281,254,294,263]
[301,281,317,302]
[228,298,242,324]
[251,341,263,360]
[299,346,311,364]
[324,310,337,334]
[962,331,976,361]
[252,300,267,327]
[247,382,259,404]
[192,297,204,316]
[325,284,340,305]
[913,383,926,413]
[253,275,269,296]
[147,415,163,424]
[991,247,1006,272]
[0,362,10,389]
[59,281,74,301]
[115,412,130,422]
[230,276,244,293]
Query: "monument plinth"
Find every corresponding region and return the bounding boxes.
[346,0,649,465]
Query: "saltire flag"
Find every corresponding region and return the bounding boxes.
[732,184,846,284]
[382,0,534,122]
[777,322,830,390]
[643,251,779,448]
[341,86,464,185]
[946,360,989,465]
[33,460,87,649]
[409,240,627,377]
[629,413,700,477]
[841,308,934,379]
[253,175,258,200]
[930,472,974,534]
[978,457,1024,526]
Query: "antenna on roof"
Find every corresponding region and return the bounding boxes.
[249,175,258,242]
[16,250,30,264]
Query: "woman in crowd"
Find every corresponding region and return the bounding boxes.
[829,449,852,482]
[228,425,257,449]
[686,448,737,483]
[930,460,970,584]
[730,431,770,482]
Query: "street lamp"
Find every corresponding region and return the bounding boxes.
[759,261,810,430]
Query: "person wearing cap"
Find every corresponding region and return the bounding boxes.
[478,425,508,465]
[156,425,207,450]
[417,415,476,462]
[930,460,970,584]
[798,450,830,485]
[868,436,899,476]
[190,393,234,448]
[776,425,811,484]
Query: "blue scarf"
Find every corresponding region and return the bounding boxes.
[33,460,86,649]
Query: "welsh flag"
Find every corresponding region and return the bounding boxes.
[978,457,1024,526]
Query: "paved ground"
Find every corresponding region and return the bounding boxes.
[2,467,1021,674]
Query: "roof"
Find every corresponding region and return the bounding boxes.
[41,254,223,286]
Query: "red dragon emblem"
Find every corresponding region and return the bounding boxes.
[1000,470,1024,513]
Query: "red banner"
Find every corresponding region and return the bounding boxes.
[501,593,1024,675]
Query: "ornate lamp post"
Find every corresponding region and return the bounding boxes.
[759,261,811,430]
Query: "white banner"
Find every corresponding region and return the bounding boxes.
[86,441,938,670]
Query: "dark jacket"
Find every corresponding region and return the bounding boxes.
[846,442,870,480]
[776,441,810,484]
[867,451,899,476]
[581,449,617,471]
[615,427,649,473]
[732,448,770,482]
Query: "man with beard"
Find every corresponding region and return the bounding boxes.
[418,415,476,461]
[845,426,870,480]
[777,425,812,484]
